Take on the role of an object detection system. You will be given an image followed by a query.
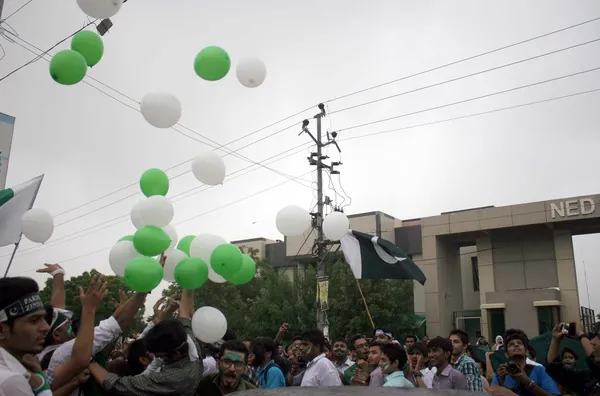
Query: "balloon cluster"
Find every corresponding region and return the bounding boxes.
[275,205,350,240]
[49,30,104,86]
[109,164,257,293]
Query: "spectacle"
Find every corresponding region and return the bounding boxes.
[220,358,246,369]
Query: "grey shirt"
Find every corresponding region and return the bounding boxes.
[432,364,468,390]
[369,367,385,387]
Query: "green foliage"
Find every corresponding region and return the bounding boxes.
[162,247,416,343]
[39,269,146,333]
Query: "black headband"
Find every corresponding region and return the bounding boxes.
[0,294,44,322]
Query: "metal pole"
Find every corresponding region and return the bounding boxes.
[583,260,592,308]
[0,0,5,20]
[3,241,20,277]
[315,112,329,337]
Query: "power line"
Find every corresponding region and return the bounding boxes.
[324,16,600,103]
[334,66,600,133]
[0,0,33,22]
[329,37,600,116]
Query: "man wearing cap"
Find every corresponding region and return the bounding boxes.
[0,276,51,395]
[373,328,394,344]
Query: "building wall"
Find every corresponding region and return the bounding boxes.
[460,246,480,312]
[232,238,275,259]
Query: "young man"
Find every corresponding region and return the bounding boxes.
[373,328,393,344]
[491,329,560,396]
[343,334,369,385]
[367,342,385,387]
[449,328,483,391]
[196,340,256,395]
[428,336,467,390]
[251,339,285,388]
[0,277,51,396]
[299,330,342,387]
[332,338,353,374]
[405,335,417,349]
[380,343,413,388]
[407,342,435,388]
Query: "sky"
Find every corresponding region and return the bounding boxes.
[1,0,599,318]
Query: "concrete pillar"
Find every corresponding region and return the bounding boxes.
[476,235,495,339]
[553,230,581,322]
[435,237,463,336]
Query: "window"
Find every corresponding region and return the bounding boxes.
[537,306,560,335]
[471,256,480,292]
[489,309,506,340]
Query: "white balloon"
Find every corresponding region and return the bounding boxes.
[189,234,226,261]
[109,241,139,277]
[76,0,122,18]
[140,92,182,129]
[191,306,227,343]
[323,211,350,241]
[21,208,54,243]
[236,57,267,88]
[208,266,227,283]
[162,248,187,282]
[191,151,226,186]
[276,205,311,237]
[139,196,174,227]
[162,224,178,250]
[130,201,145,229]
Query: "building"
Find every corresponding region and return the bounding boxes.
[232,193,598,340]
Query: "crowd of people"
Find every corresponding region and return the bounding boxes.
[0,263,599,395]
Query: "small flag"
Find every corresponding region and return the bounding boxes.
[340,230,426,285]
[0,175,44,247]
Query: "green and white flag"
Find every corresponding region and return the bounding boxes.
[340,230,426,285]
[0,175,44,247]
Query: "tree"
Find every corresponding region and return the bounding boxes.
[162,247,417,342]
[39,269,146,334]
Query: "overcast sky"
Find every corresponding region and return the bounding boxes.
[1,0,599,318]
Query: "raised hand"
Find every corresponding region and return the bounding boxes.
[552,323,564,339]
[112,290,130,309]
[79,274,108,309]
[159,252,167,267]
[153,297,179,324]
[20,354,42,373]
[36,263,63,274]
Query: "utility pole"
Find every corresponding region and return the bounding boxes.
[0,0,5,20]
[300,103,342,338]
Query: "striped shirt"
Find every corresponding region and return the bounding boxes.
[453,354,483,392]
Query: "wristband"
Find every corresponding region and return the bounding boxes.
[51,269,65,276]
[32,371,51,396]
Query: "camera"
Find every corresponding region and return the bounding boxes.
[561,322,577,337]
[506,361,521,375]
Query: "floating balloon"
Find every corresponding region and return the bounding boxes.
[191,151,226,186]
[162,248,187,282]
[139,196,174,227]
[21,208,54,243]
[210,243,242,277]
[193,46,231,81]
[130,201,146,229]
[139,168,169,197]
[109,240,139,276]
[133,226,170,256]
[189,234,228,283]
[191,306,227,343]
[275,205,311,237]
[119,235,134,242]
[76,0,122,18]
[162,224,178,250]
[174,257,209,289]
[70,31,103,67]
[140,92,182,129]
[236,57,267,88]
[323,211,350,241]
[208,267,227,283]
[177,235,195,256]
[225,254,256,284]
[124,256,163,292]
[49,50,87,85]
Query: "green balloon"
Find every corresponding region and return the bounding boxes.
[210,243,242,276]
[49,50,87,85]
[133,226,170,256]
[140,168,169,197]
[193,46,231,81]
[174,257,208,289]
[71,30,104,67]
[119,235,134,242]
[124,256,163,292]
[177,235,195,256]
[225,254,256,285]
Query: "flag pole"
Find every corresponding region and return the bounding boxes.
[354,277,375,329]
[3,241,20,277]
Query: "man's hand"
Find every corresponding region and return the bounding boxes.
[153,297,179,324]
[278,323,289,334]
[112,290,130,309]
[552,323,565,340]
[508,370,530,385]
[496,364,507,379]
[79,274,108,309]
[159,252,167,267]
[574,321,585,337]
[36,263,63,275]
[76,369,91,385]
[20,354,42,373]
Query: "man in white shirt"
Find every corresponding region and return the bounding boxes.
[299,330,342,387]
[0,277,52,396]
[332,338,353,374]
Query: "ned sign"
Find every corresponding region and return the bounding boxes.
[550,197,596,219]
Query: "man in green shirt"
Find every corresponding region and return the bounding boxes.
[196,340,256,395]
[343,335,370,385]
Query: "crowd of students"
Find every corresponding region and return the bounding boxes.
[0,263,599,395]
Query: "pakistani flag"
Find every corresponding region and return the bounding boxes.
[0,175,44,247]
[340,230,426,285]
